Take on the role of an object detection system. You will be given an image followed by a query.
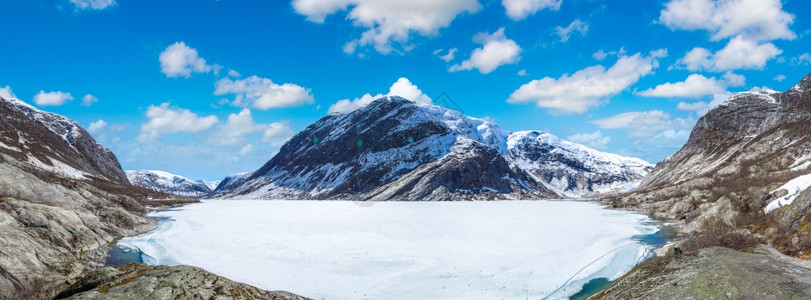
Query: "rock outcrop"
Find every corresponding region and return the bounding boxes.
[57,264,308,300]
[593,246,811,299]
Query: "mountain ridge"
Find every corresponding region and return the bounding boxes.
[214,96,652,200]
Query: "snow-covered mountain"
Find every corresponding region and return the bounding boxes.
[126,170,214,198]
[214,96,651,200]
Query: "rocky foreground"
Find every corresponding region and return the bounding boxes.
[593,246,811,299]
[57,264,306,300]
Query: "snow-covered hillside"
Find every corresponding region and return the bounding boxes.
[126,170,214,198]
[215,96,651,200]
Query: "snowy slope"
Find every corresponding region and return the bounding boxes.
[216,96,651,200]
[0,96,128,184]
[126,170,213,198]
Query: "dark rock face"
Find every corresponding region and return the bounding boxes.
[215,96,651,200]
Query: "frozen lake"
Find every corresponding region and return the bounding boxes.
[118,200,660,299]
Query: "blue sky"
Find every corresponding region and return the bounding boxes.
[2,0,810,181]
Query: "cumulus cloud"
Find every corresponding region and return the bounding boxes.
[792,53,811,65]
[291,0,481,54]
[593,110,695,158]
[214,75,315,110]
[208,109,268,146]
[722,71,745,87]
[80,94,98,107]
[138,103,219,142]
[502,0,561,21]
[675,36,781,71]
[636,74,727,98]
[239,144,255,156]
[0,85,16,99]
[659,0,795,42]
[554,19,589,42]
[507,49,667,114]
[567,131,611,149]
[517,69,527,76]
[449,28,521,74]
[87,119,108,133]
[34,90,73,106]
[159,42,216,78]
[676,91,732,116]
[328,77,432,114]
[433,48,458,62]
[69,0,116,10]
[774,74,786,82]
[263,122,296,147]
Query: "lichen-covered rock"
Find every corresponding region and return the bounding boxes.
[59,264,308,300]
[593,247,811,300]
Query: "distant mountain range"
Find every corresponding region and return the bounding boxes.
[126,170,219,198]
[213,96,652,200]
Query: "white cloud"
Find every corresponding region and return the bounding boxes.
[80,94,98,107]
[328,77,432,114]
[567,131,611,149]
[676,91,732,116]
[87,119,107,133]
[227,69,242,78]
[636,74,726,98]
[507,49,667,114]
[722,71,745,87]
[0,85,16,99]
[592,50,610,61]
[502,0,561,21]
[33,90,73,106]
[159,42,215,78]
[711,36,781,70]
[517,69,527,76]
[138,103,219,142]
[554,19,589,42]
[434,48,458,62]
[593,110,695,158]
[792,53,811,65]
[675,47,712,71]
[774,74,786,82]
[675,36,781,71]
[263,122,296,147]
[239,144,255,156]
[659,0,795,42]
[292,0,481,54]
[208,109,268,146]
[592,110,694,137]
[69,0,116,10]
[214,75,315,110]
[449,28,521,74]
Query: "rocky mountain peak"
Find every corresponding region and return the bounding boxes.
[216,96,651,200]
